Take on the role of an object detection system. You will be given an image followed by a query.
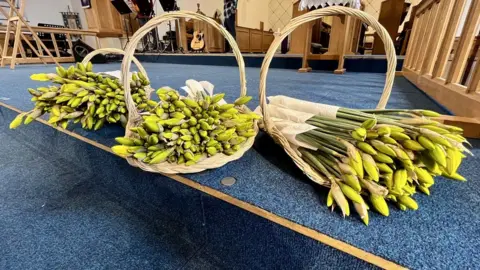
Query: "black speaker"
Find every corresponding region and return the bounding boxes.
[72,40,106,63]
[159,0,178,12]
[110,0,133,14]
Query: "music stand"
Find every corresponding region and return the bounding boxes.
[158,0,183,53]
[110,0,134,49]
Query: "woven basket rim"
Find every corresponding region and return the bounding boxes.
[117,10,257,174]
[258,7,397,187]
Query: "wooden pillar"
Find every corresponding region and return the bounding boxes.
[445,0,480,84]
[403,14,420,68]
[415,2,440,72]
[420,0,456,76]
[431,0,467,78]
[324,15,347,56]
[411,8,432,70]
[298,21,314,73]
[9,0,26,69]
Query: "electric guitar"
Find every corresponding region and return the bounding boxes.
[191,30,205,51]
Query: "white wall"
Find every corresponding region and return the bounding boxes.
[24,0,72,26]
[153,0,268,39]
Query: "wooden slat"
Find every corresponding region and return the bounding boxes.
[404,14,420,68]
[50,33,60,57]
[9,0,25,69]
[35,37,43,56]
[20,32,47,64]
[466,48,480,93]
[0,4,14,67]
[445,0,480,84]
[432,0,467,78]
[421,0,456,75]
[412,7,434,70]
[18,40,26,58]
[410,12,428,70]
[416,2,440,72]
[65,33,73,54]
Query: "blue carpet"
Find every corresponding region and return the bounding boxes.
[0,63,479,269]
[0,106,375,270]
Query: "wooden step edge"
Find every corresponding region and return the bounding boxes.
[433,115,480,138]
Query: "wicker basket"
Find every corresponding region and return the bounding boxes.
[258,7,396,187]
[118,10,258,174]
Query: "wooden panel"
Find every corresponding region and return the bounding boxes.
[236,27,250,52]
[372,0,405,55]
[84,0,123,37]
[206,21,225,53]
[288,1,309,54]
[176,18,188,51]
[262,32,274,52]
[420,0,456,75]
[249,30,262,52]
[445,0,480,84]
[325,15,347,55]
[432,0,467,78]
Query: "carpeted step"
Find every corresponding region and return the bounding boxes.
[0,105,377,269]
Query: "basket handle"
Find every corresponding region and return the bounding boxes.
[121,10,247,121]
[81,48,149,80]
[259,7,396,134]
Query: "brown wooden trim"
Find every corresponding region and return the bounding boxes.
[433,115,480,138]
[403,67,480,118]
[0,101,406,270]
[0,25,98,36]
[2,57,74,64]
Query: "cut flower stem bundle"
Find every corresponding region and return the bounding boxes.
[112,84,259,167]
[9,62,153,131]
[267,97,471,225]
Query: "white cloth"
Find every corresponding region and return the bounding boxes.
[268,95,339,119]
[298,0,361,10]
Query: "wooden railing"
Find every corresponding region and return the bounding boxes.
[0,25,99,66]
[403,0,480,118]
